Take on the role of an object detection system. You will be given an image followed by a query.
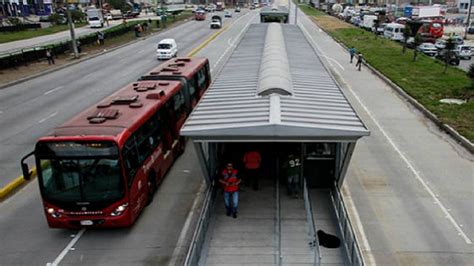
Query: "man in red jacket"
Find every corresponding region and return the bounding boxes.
[219,163,241,218]
[243,150,262,190]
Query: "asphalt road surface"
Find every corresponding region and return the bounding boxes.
[0,9,259,266]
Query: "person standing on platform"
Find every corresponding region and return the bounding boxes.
[219,163,241,218]
[243,149,262,190]
[283,153,301,198]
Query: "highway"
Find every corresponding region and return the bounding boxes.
[0,9,259,265]
[0,3,473,266]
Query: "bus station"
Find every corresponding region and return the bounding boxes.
[181,23,369,265]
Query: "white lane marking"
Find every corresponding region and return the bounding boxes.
[44,86,64,95]
[47,229,86,266]
[38,112,58,124]
[335,59,472,245]
[168,181,206,266]
[211,12,258,73]
[298,15,345,71]
[343,186,376,266]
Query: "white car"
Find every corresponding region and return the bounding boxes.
[224,11,232,17]
[156,39,178,60]
[457,45,472,60]
[88,17,104,28]
[416,43,438,57]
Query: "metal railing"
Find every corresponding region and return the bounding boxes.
[184,183,216,266]
[303,178,321,266]
[330,186,365,266]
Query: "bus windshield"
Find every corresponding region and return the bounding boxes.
[36,142,124,203]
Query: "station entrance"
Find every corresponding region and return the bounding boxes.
[200,142,354,190]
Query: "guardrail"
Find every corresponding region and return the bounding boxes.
[184,183,216,266]
[330,186,365,266]
[303,178,322,266]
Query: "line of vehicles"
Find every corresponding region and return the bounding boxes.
[21,57,211,228]
[332,4,471,65]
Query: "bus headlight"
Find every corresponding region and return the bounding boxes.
[47,208,61,218]
[110,203,128,217]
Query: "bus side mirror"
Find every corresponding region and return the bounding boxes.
[20,151,34,180]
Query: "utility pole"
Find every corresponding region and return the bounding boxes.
[66,3,79,59]
[465,0,473,40]
[294,1,297,25]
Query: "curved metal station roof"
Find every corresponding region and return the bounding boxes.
[181,23,369,142]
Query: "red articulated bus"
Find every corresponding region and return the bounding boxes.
[141,57,211,108]
[21,57,210,229]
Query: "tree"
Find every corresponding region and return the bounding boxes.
[467,63,474,100]
[468,63,474,87]
[443,38,456,73]
[412,33,422,62]
[108,0,127,11]
[402,24,412,54]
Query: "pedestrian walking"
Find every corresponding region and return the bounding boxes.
[45,49,55,65]
[76,40,82,54]
[97,31,105,46]
[349,47,356,63]
[243,149,262,190]
[283,153,301,198]
[219,163,241,218]
[134,24,140,37]
[355,53,363,71]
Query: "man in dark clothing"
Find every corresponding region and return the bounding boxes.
[97,31,105,46]
[283,153,301,198]
[46,49,55,65]
[355,53,363,71]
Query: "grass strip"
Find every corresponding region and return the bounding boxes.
[0,23,86,44]
[300,6,474,142]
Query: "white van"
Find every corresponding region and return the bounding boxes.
[384,23,405,42]
[362,15,377,31]
[88,17,104,28]
[156,39,178,60]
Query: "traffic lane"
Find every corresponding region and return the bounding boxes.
[197,10,259,73]
[0,19,215,187]
[58,142,205,265]
[0,179,79,264]
[294,3,474,264]
[458,57,473,71]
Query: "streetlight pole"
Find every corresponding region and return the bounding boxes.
[66,3,79,58]
[465,0,473,40]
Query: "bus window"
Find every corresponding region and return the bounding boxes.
[173,90,186,120]
[197,68,206,89]
[187,75,197,103]
[122,137,140,185]
[136,114,161,162]
[160,107,173,151]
